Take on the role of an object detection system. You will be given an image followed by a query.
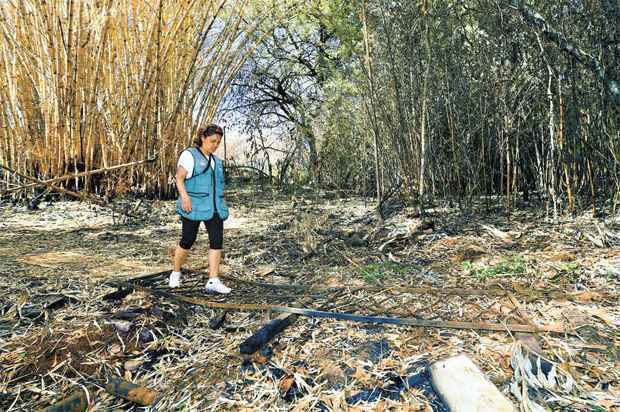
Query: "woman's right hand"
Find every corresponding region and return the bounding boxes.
[181,195,192,213]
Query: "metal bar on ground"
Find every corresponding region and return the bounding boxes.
[132,285,568,334]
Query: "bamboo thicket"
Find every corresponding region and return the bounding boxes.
[0,0,263,198]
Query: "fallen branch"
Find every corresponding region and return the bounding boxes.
[0,164,105,205]
[219,274,513,297]
[103,266,210,299]
[1,157,156,195]
[225,164,271,179]
[133,285,568,334]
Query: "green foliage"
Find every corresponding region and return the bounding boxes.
[556,261,582,282]
[357,262,410,283]
[462,255,526,281]
[559,262,580,273]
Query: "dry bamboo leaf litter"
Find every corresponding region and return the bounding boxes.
[0,192,618,410]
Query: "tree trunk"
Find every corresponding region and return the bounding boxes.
[536,34,558,221]
[419,0,432,201]
[362,0,384,224]
[512,0,620,110]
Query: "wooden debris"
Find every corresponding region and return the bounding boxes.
[430,354,516,412]
[124,359,143,372]
[102,288,134,302]
[481,224,514,245]
[124,266,208,284]
[209,311,228,330]
[103,266,210,301]
[42,390,88,412]
[346,365,447,409]
[255,265,275,277]
[105,378,158,406]
[414,220,435,232]
[2,193,618,410]
[45,295,77,311]
[240,312,299,355]
[240,297,312,354]
[506,293,534,325]
[220,273,508,297]
[515,333,543,356]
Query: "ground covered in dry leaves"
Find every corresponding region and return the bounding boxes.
[0,188,618,411]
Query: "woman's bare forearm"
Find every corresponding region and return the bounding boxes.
[176,169,189,198]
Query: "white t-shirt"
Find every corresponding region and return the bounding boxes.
[177,149,214,179]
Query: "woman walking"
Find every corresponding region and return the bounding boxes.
[169,124,231,294]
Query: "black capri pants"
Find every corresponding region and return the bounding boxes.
[179,214,223,250]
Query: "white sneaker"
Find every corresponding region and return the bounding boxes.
[205,278,231,294]
[169,271,181,288]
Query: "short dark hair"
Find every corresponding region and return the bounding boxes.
[194,124,223,146]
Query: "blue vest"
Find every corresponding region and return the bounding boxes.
[176,147,229,221]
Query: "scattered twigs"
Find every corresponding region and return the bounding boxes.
[270,307,566,334]
[219,273,514,297]
[208,311,228,330]
[45,295,78,312]
[481,224,514,245]
[506,293,535,326]
[101,288,135,302]
[218,273,612,302]
[103,266,209,299]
